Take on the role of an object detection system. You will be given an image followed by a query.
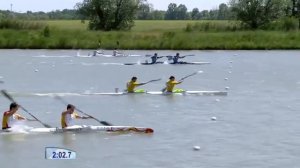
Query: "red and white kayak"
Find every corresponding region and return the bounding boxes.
[1,125,154,134]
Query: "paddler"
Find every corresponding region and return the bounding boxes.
[126,77,146,93]
[172,53,185,64]
[150,53,163,64]
[2,102,29,130]
[163,76,183,92]
[61,104,91,128]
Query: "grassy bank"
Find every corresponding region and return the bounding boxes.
[0,20,300,49]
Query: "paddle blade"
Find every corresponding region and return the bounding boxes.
[100,121,113,126]
[43,123,52,128]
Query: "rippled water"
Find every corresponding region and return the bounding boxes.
[0,49,299,168]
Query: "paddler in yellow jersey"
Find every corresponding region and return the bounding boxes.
[61,104,91,128]
[2,102,28,130]
[126,76,146,93]
[164,76,182,92]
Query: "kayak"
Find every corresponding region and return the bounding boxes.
[93,54,142,57]
[123,61,211,65]
[1,125,154,134]
[91,50,141,57]
[88,90,228,96]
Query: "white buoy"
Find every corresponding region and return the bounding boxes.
[34,69,39,72]
[225,87,230,90]
[193,146,201,151]
[211,117,217,121]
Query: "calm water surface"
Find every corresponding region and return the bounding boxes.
[0,49,299,168]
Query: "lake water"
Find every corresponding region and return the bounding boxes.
[0,49,299,168]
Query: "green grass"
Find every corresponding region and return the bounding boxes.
[0,20,300,49]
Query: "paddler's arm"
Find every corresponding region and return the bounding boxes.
[14,114,27,120]
[174,81,183,84]
[15,114,36,121]
[74,113,91,119]
[134,82,146,86]
[137,83,146,86]
[81,116,92,119]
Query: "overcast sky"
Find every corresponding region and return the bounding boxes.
[0,0,228,12]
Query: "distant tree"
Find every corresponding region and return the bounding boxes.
[209,9,219,20]
[199,10,210,20]
[136,0,153,19]
[165,3,177,20]
[76,0,140,31]
[151,10,165,20]
[165,3,188,20]
[177,4,188,19]
[230,0,284,29]
[218,3,229,20]
[191,8,200,20]
[290,0,300,28]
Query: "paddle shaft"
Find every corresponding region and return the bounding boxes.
[179,72,198,81]
[55,96,112,126]
[1,90,51,128]
[161,71,203,91]
[143,78,161,85]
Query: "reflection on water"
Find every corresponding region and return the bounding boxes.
[2,133,28,142]
[61,132,77,145]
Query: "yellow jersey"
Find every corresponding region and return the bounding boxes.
[166,80,181,92]
[127,81,140,93]
[61,112,80,128]
[2,111,23,129]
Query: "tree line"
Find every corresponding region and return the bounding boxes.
[1,0,300,30]
[0,2,233,20]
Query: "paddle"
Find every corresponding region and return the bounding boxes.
[161,71,204,92]
[1,90,52,128]
[146,54,195,57]
[54,96,113,126]
[182,54,195,57]
[142,78,162,85]
[178,71,203,82]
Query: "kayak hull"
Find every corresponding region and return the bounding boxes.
[1,125,154,134]
[89,90,228,96]
[123,62,210,65]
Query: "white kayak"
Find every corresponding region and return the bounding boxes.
[1,125,154,134]
[123,61,211,65]
[91,50,141,57]
[88,90,228,96]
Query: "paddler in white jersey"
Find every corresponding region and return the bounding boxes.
[2,102,32,130]
[61,104,91,128]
